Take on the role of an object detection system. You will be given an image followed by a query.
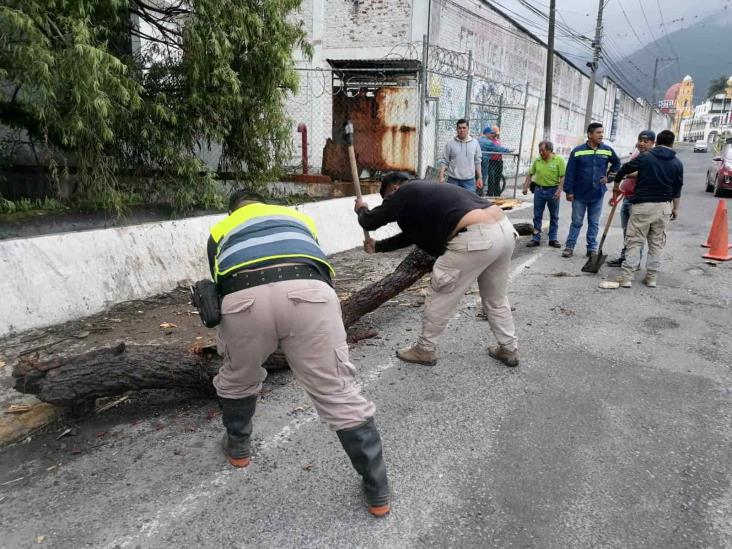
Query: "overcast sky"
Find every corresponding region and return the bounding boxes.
[493,0,732,62]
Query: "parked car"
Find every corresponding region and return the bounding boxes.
[694,139,708,153]
[706,144,732,196]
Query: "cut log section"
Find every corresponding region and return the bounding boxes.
[12,223,532,406]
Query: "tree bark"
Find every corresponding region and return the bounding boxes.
[12,223,532,406]
[340,247,436,327]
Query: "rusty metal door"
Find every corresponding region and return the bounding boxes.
[331,86,419,177]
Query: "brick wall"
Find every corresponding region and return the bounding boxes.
[323,0,412,49]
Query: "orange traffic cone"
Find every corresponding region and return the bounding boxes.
[702,199,732,249]
[702,199,732,261]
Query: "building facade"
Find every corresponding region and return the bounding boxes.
[681,94,732,145]
[661,75,695,137]
[286,0,670,181]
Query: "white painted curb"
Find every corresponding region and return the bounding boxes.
[0,195,398,337]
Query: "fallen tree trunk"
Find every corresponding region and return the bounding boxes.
[340,247,436,327]
[13,223,532,406]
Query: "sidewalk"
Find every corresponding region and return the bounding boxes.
[0,196,531,445]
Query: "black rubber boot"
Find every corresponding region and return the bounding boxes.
[607,249,626,267]
[337,417,391,517]
[218,396,257,468]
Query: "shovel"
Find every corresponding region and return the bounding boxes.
[581,195,622,274]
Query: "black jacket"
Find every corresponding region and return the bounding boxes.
[614,146,683,204]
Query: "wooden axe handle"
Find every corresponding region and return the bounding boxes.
[347,146,363,199]
[344,121,370,240]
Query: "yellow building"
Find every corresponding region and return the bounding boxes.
[673,75,695,135]
[726,76,732,99]
[662,76,695,136]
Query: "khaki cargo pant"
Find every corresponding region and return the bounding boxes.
[213,279,375,430]
[621,201,672,278]
[418,216,518,353]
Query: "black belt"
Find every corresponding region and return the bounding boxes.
[536,185,558,189]
[219,264,328,296]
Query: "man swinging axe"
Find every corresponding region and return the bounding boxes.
[205,189,390,517]
[354,173,520,367]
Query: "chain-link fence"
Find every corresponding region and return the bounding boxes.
[283,43,531,197]
[284,62,421,184]
[423,45,529,197]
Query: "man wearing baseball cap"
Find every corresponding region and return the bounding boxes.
[608,130,655,267]
[479,126,512,197]
[612,129,684,288]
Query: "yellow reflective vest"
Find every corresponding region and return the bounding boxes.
[210,203,334,281]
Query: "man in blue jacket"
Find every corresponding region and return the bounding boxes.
[561,122,621,258]
[612,129,683,288]
[479,126,512,197]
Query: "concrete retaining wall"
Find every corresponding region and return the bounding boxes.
[0,195,399,337]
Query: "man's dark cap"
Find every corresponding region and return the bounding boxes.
[228,189,267,212]
[638,130,656,141]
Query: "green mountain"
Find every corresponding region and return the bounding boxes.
[611,8,732,105]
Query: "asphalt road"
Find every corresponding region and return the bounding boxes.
[1,146,731,548]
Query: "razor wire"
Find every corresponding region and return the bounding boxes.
[424,44,529,195]
[283,42,532,197]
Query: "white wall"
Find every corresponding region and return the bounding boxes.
[0,195,399,337]
[427,0,667,157]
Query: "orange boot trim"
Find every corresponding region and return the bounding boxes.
[368,503,391,517]
[224,450,251,468]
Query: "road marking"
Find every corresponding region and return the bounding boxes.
[509,253,543,282]
[103,358,397,549]
[104,254,539,548]
[258,412,318,452]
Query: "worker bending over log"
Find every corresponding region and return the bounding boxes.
[206,190,390,517]
[354,173,520,367]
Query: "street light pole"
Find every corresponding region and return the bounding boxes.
[583,0,604,131]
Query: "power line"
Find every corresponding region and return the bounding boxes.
[516,0,594,45]
[654,0,682,81]
[654,0,679,58]
[556,50,586,60]
[603,36,652,80]
[490,0,593,51]
[599,39,650,99]
[603,60,643,97]
[613,0,654,53]
[637,1,667,58]
[601,53,645,99]
[522,0,647,119]
[443,0,580,49]
[486,0,654,112]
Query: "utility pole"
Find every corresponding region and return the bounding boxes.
[464,50,474,122]
[647,56,678,128]
[543,0,556,140]
[583,0,604,132]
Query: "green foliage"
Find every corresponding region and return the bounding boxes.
[0,0,309,213]
[706,75,730,99]
[0,196,65,214]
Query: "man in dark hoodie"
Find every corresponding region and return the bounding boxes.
[612,129,683,288]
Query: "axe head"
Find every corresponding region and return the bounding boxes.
[344,120,354,146]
